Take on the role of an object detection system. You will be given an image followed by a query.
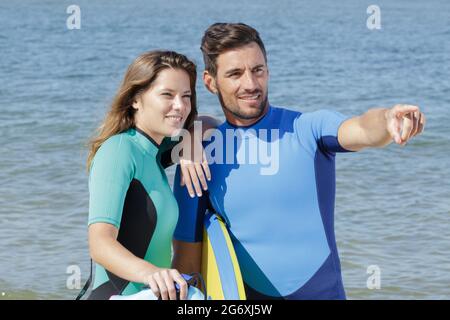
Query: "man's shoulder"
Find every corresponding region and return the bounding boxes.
[271,105,303,120]
[271,105,302,116]
[268,105,303,130]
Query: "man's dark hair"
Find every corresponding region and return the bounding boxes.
[200,22,267,77]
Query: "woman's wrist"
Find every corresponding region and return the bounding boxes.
[137,263,160,284]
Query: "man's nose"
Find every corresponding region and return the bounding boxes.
[241,70,258,91]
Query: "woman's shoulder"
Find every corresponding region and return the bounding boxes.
[97,130,137,154]
[92,131,140,167]
[89,132,137,188]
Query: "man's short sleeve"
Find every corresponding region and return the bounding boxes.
[88,135,135,228]
[173,165,208,242]
[295,109,351,154]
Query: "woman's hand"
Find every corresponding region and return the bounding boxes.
[89,223,188,300]
[178,115,221,197]
[179,127,211,198]
[145,268,188,300]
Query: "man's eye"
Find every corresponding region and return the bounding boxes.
[226,70,240,77]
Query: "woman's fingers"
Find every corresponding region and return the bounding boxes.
[146,269,187,300]
[153,272,169,300]
[161,270,178,300]
[180,163,195,197]
[195,162,208,192]
[178,131,211,197]
[202,151,211,182]
[146,275,160,299]
[170,270,188,300]
[180,160,209,197]
[188,165,203,197]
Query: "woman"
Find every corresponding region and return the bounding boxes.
[86,50,198,300]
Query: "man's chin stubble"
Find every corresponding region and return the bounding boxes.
[218,92,268,121]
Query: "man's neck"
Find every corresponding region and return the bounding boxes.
[224,102,270,127]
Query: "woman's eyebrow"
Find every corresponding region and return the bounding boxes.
[159,88,191,94]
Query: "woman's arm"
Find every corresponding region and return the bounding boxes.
[89,223,188,300]
[179,114,222,197]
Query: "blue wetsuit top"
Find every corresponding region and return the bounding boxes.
[173,106,351,300]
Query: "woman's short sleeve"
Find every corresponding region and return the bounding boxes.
[88,135,135,228]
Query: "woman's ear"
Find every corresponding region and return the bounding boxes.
[132,97,140,111]
[203,71,218,94]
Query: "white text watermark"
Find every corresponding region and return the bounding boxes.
[367,5,382,30]
[367,265,381,289]
[66,264,82,290]
[171,121,280,176]
[66,5,81,30]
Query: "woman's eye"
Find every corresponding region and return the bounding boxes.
[162,92,172,97]
[183,95,191,99]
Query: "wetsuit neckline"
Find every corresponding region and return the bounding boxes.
[224,105,273,129]
[133,127,161,155]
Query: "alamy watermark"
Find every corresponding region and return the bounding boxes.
[366,265,381,290]
[170,121,280,176]
[66,264,82,290]
[66,5,81,30]
[367,5,381,30]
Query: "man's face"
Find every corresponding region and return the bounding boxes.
[206,42,269,125]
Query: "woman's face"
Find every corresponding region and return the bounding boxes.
[133,68,192,144]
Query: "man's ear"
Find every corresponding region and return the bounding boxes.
[203,71,218,94]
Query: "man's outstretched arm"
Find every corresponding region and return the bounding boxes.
[338,104,426,152]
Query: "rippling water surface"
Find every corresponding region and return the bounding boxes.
[0,0,449,299]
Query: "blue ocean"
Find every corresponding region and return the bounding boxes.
[0,0,449,299]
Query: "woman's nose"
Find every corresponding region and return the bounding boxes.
[173,95,185,110]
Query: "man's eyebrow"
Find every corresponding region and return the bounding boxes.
[252,64,265,70]
[224,65,265,75]
[224,68,242,75]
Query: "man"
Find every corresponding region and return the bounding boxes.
[171,23,425,299]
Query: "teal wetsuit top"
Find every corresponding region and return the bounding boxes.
[87,127,178,299]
